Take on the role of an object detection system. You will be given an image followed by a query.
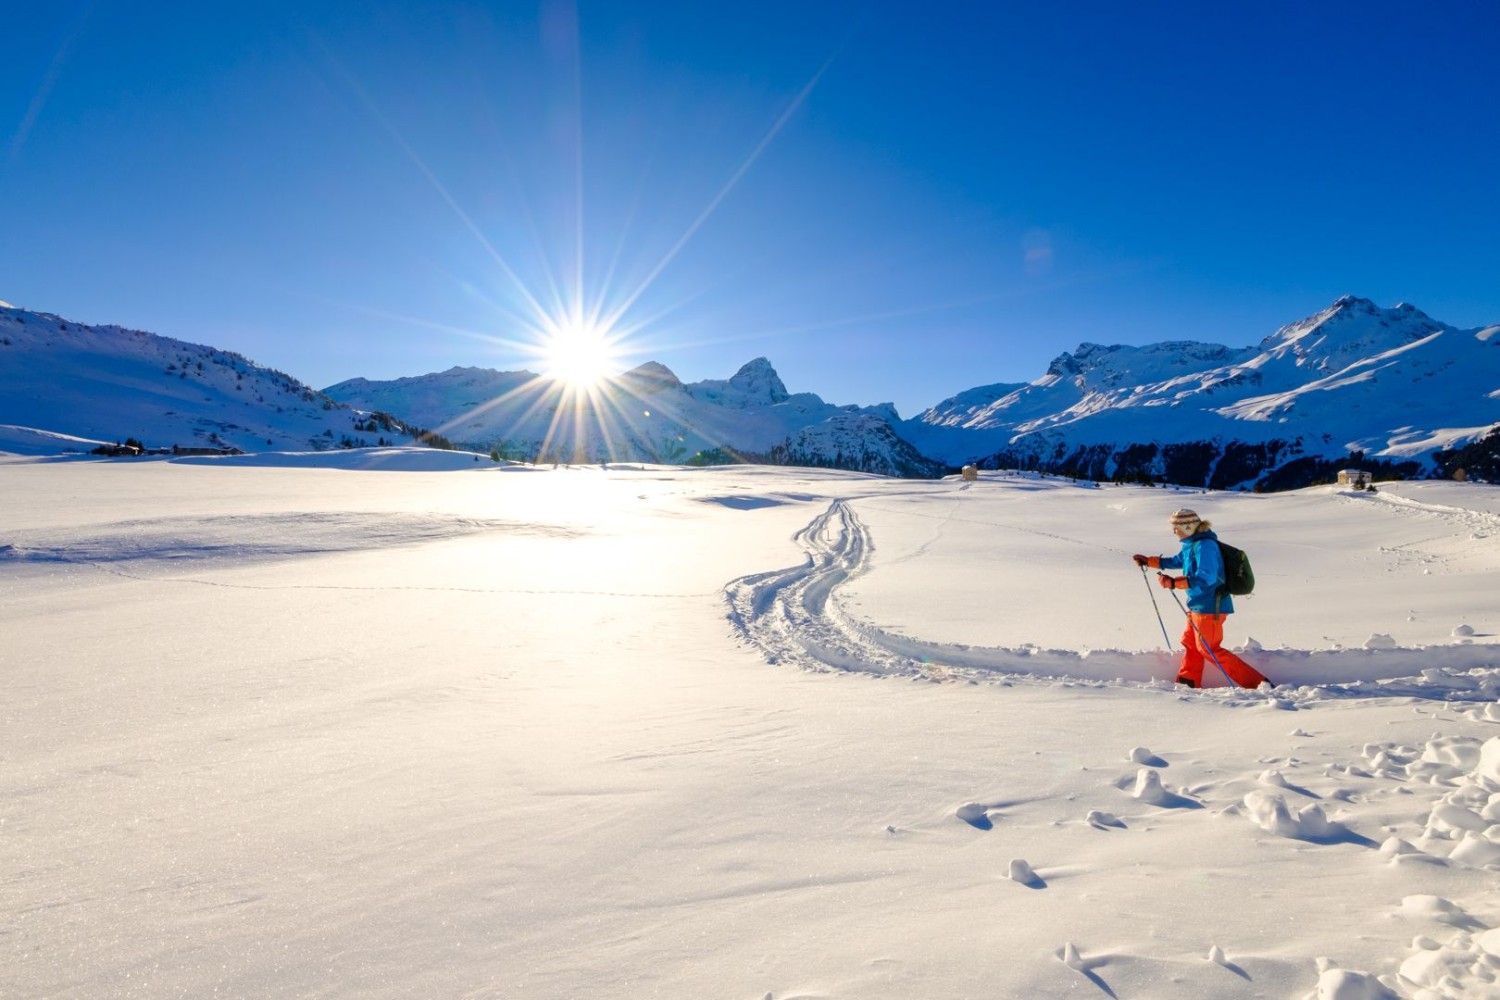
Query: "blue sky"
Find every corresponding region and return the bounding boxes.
[4,2,1498,417]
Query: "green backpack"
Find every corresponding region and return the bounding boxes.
[1215,540,1255,596]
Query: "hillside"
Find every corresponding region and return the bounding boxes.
[0,306,424,455]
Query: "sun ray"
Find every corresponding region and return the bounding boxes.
[598,55,836,334]
[567,12,586,346]
[10,6,89,162]
[310,32,558,330]
[423,375,557,446]
[502,155,573,330]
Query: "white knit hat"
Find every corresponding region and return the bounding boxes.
[1170,508,1201,530]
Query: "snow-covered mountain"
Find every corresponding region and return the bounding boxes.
[4,295,1497,486]
[324,357,919,473]
[327,295,1498,486]
[0,305,428,454]
[902,296,1500,488]
[768,412,945,478]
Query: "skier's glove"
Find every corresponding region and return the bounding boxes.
[1133,554,1160,568]
[1157,573,1185,590]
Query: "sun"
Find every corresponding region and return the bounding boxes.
[539,318,621,388]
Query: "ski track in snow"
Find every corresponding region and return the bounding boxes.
[1349,488,1500,533]
[1338,487,1500,574]
[726,498,1500,701]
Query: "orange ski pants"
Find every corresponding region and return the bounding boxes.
[1178,613,1268,689]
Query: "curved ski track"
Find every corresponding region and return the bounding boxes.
[725,498,1500,700]
[724,498,1177,685]
[725,499,901,676]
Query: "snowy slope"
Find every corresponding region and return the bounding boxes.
[6,458,1500,999]
[904,296,1500,486]
[0,305,424,454]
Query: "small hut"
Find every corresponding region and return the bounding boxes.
[960,465,979,482]
[1337,469,1371,490]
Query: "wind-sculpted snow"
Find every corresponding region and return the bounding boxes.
[727,496,1500,699]
[2,511,572,569]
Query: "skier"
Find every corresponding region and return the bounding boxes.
[1132,508,1270,689]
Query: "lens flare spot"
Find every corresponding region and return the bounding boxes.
[540,319,620,388]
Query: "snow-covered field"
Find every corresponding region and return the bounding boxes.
[6,453,1500,999]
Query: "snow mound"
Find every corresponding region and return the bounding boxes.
[1131,768,1185,806]
[1307,967,1398,1000]
[1007,858,1041,886]
[1479,738,1500,785]
[1086,809,1125,829]
[1057,942,1089,971]
[1242,790,1344,840]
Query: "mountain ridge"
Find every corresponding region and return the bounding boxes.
[3,296,1496,486]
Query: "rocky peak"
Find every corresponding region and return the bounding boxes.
[728,357,789,403]
[1315,296,1435,338]
[1329,294,1378,315]
[617,361,683,392]
[1045,352,1082,378]
[1071,343,1117,363]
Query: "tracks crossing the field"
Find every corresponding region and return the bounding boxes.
[724,496,1500,699]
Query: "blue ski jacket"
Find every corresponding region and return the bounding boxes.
[1159,529,1233,615]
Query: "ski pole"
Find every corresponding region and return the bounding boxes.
[1139,565,1173,650]
[1166,587,1234,687]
